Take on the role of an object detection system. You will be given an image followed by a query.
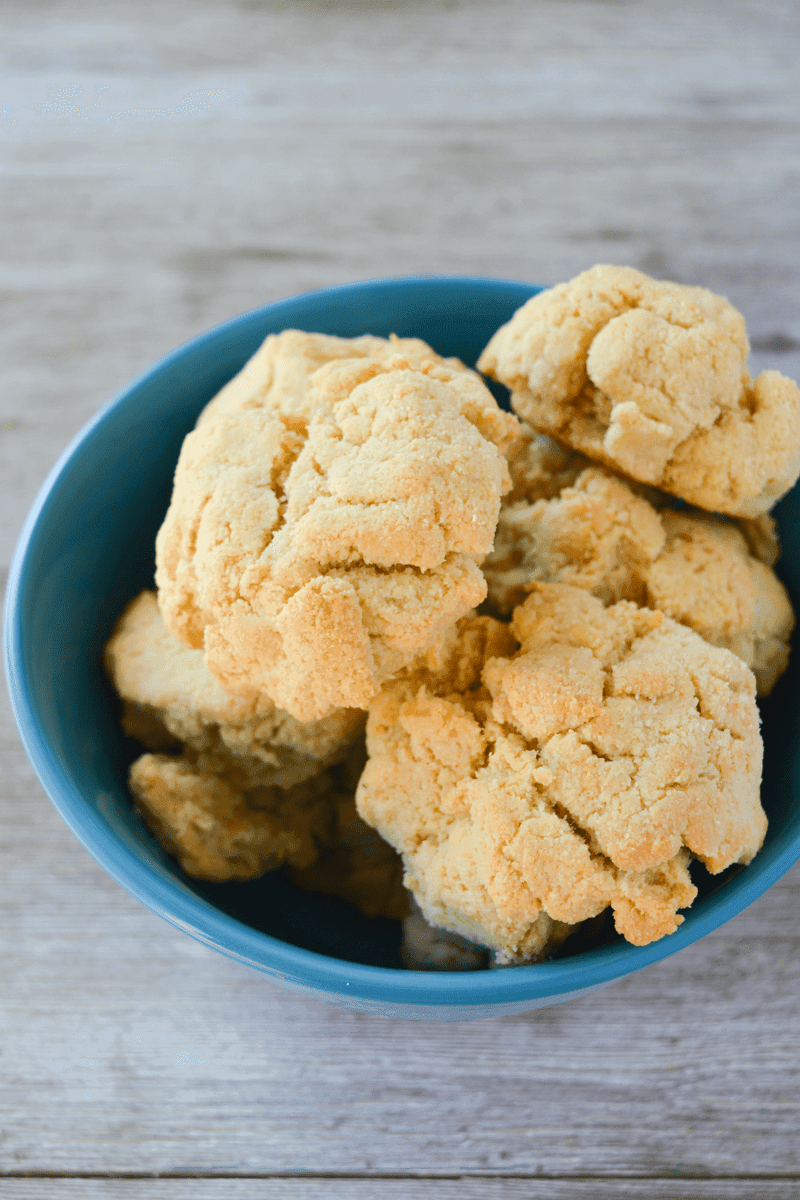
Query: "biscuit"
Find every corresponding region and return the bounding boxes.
[156,350,521,721]
[198,329,471,432]
[483,439,794,694]
[129,754,334,881]
[503,423,593,503]
[478,264,800,516]
[105,591,365,788]
[130,731,409,921]
[106,594,412,926]
[356,588,765,960]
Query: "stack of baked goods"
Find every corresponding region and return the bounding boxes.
[105,265,800,968]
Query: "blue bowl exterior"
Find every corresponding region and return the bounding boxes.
[6,275,800,1020]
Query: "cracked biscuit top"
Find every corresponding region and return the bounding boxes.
[356,587,765,961]
[483,428,794,694]
[105,590,365,789]
[478,264,800,517]
[156,344,521,721]
[198,328,470,433]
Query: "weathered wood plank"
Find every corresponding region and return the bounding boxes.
[2,1179,800,1200]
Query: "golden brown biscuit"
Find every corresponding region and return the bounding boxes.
[198,329,472,432]
[356,588,765,962]
[105,591,365,788]
[156,351,521,720]
[129,754,334,881]
[130,730,408,921]
[478,265,800,516]
[647,511,792,695]
[483,439,794,694]
[503,424,593,503]
[106,597,405,911]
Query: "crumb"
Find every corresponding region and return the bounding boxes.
[478,264,800,516]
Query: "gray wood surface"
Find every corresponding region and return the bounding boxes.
[2,0,800,1192]
[2,1183,800,1200]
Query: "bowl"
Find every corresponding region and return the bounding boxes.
[6,275,800,1021]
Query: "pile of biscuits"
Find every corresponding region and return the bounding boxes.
[105,265,799,968]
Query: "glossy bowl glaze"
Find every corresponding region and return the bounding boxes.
[6,276,800,1020]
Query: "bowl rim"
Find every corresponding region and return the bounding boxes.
[5,273,800,1010]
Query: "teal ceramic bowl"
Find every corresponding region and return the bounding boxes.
[6,276,800,1020]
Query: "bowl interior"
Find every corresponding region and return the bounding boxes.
[7,275,800,1013]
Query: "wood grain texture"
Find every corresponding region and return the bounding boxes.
[2,0,800,1189]
[3,630,800,1178]
[2,1182,800,1200]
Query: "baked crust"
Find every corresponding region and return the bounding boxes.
[105,591,365,788]
[478,264,800,516]
[356,590,766,960]
[129,754,334,881]
[198,329,472,433]
[483,429,794,694]
[156,337,521,720]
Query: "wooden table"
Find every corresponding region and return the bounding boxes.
[2,2,799,1196]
